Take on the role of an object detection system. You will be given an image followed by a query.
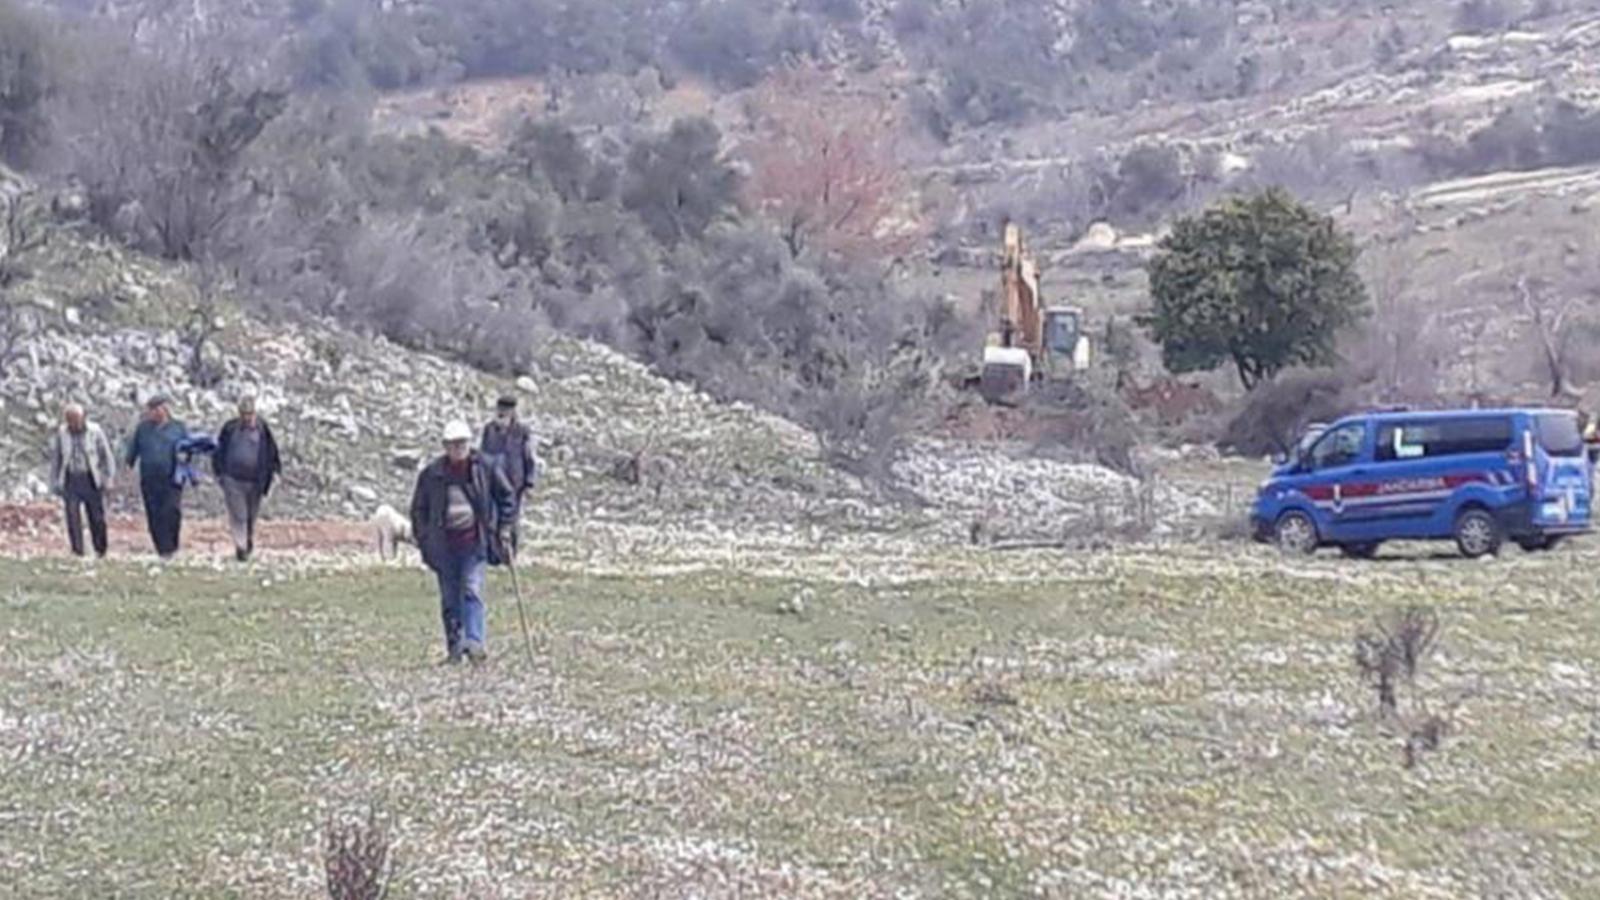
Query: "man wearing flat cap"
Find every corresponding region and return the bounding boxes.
[479,395,539,556]
[123,395,188,559]
[213,395,282,563]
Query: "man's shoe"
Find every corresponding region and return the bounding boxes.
[235,548,251,563]
[441,650,464,667]
[463,643,488,665]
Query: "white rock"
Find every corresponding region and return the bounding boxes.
[1075,221,1118,251]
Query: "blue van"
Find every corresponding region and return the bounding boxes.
[1252,409,1593,558]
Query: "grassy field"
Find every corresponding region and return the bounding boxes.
[2,542,1598,898]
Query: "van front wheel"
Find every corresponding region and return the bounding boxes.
[1454,509,1502,559]
[1274,511,1319,556]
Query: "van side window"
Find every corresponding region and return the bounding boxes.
[1534,413,1584,456]
[1375,418,1513,461]
[1310,423,1366,470]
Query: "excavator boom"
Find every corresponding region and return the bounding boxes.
[999,223,1042,359]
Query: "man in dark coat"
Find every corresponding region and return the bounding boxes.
[410,420,516,665]
[123,395,188,559]
[213,395,282,562]
[479,395,538,555]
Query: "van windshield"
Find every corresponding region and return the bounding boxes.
[1535,413,1584,456]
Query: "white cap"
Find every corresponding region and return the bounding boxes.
[443,420,473,443]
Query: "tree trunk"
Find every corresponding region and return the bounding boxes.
[1518,277,1578,399]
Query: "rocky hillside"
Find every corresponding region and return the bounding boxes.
[0,174,1225,551]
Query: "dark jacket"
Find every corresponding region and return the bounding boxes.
[124,419,188,486]
[480,417,538,494]
[213,418,283,497]
[409,451,516,571]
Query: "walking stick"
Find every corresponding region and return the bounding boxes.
[505,543,536,667]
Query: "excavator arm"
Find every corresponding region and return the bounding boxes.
[998,223,1042,359]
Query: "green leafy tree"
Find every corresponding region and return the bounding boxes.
[1143,188,1368,389]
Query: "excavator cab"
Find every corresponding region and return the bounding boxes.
[1042,307,1092,377]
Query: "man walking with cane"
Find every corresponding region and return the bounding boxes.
[48,402,116,559]
[410,421,517,665]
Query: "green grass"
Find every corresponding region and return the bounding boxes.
[3,545,1599,897]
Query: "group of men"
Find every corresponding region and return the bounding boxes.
[46,391,541,666]
[49,395,281,561]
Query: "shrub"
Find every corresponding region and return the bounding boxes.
[1454,0,1514,34]
[1545,99,1600,167]
[668,0,779,88]
[0,0,55,166]
[621,118,741,246]
[1218,369,1361,457]
[1111,144,1187,221]
[323,809,392,900]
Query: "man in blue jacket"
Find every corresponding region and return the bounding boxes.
[124,395,188,559]
[410,420,516,665]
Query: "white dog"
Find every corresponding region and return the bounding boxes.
[371,503,414,561]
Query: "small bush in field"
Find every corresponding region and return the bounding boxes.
[324,809,393,900]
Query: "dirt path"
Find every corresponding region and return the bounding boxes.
[0,503,372,560]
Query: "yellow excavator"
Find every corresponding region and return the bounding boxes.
[978,223,1092,404]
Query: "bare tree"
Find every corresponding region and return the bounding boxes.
[1357,240,1443,402]
[182,261,230,387]
[51,37,286,262]
[1516,275,1590,399]
[745,63,916,262]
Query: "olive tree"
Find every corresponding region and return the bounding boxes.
[1143,188,1368,390]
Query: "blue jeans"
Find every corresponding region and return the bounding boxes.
[435,547,487,655]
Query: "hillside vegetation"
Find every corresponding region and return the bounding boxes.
[4,0,1600,471]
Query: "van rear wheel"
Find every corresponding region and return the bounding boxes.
[1274,511,1318,556]
[1454,509,1502,559]
[1517,535,1565,552]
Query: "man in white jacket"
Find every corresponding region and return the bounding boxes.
[48,402,117,558]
